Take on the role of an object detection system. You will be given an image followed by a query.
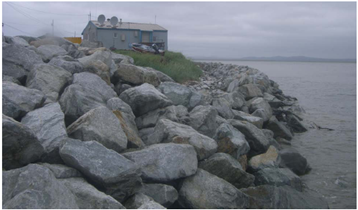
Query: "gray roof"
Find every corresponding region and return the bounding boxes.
[91,20,167,31]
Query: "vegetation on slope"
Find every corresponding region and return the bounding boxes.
[114,50,203,83]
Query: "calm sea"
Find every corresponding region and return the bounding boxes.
[196,60,357,209]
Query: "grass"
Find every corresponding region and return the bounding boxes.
[114,50,203,83]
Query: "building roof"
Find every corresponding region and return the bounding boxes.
[90,20,167,31]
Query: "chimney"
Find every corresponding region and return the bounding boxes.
[107,18,110,22]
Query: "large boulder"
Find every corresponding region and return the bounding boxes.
[59,72,117,125]
[3,75,21,85]
[249,97,272,122]
[2,95,27,120]
[37,44,68,62]
[213,123,250,158]
[112,63,160,87]
[3,61,29,85]
[188,105,218,138]
[228,119,270,156]
[39,163,82,179]
[286,114,308,133]
[3,164,78,208]
[254,168,303,191]
[248,145,281,172]
[26,64,72,102]
[145,67,174,83]
[60,177,125,209]
[59,139,142,202]
[3,115,45,170]
[157,82,193,106]
[266,116,293,140]
[119,83,173,117]
[78,49,112,69]
[138,201,166,209]
[233,110,264,128]
[212,97,235,119]
[67,106,128,153]
[21,103,68,163]
[135,105,189,130]
[48,55,84,74]
[80,40,103,48]
[239,84,263,100]
[124,193,159,209]
[3,81,46,115]
[148,119,218,160]
[178,169,249,209]
[111,52,134,64]
[123,143,198,182]
[279,148,311,175]
[138,183,178,207]
[242,185,329,209]
[6,36,30,46]
[199,153,255,189]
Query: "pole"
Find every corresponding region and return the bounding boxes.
[155,15,156,24]
[51,19,54,36]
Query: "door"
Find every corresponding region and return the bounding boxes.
[142,31,150,43]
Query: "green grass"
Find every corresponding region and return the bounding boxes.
[114,50,203,83]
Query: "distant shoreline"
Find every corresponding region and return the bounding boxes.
[192,58,357,64]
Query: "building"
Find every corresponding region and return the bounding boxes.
[81,19,168,50]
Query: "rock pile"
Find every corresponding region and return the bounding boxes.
[3,36,326,209]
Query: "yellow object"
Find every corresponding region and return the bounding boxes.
[64,37,82,44]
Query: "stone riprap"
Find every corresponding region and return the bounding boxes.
[2,37,327,209]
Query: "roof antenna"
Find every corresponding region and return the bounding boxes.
[155,15,156,24]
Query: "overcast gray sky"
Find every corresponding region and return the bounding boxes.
[2,2,356,59]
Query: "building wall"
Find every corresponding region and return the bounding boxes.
[97,29,140,49]
[153,31,168,50]
[83,23,97,42]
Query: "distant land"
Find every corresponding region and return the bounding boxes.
[192,56,356,63]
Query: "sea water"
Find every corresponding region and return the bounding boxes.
[196,60,357,209]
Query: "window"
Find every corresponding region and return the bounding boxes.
[114,33,117,38]
[121,34,125,41]
[134,31,138,37]
[153,36,157,41]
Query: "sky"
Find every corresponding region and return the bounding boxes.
[2,1,357,59]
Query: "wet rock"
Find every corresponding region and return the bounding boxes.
[21,103,68,163]
[113,63,160,87]
[266,116,293,140]
[3,115,45,170]
[139,183,178,207]
[228,119,270,156]
[3,164,78,209]
[248,145,281,172]
[49,55,84,74]
[37,44,68,62]
[199,153,255,189]
[123,143,197,182]
[59,139,142,202]
[120,83,173,117]
[279,148,311,175]
[254,168,303,191]
[60,177,125,209]
[148,119,217,160]
[67,106,127,153]
[39,163,82,179]
[26,64,72,102]
[286,114,308,132]
[59,72,117,125]
[178,169,249,209]
[188,105,218,138]
[242,185,329,209]
[239,84,263,100]
[213,123,250,158]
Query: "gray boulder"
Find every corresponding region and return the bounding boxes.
[37,44,68,62]
[48,55,84,74]
[3,164,78,209]
[3,115,45,170]
[119,83,173,117]
[78,49,112,69]
[242,185,329,209]
[60,177,125,209]
[67,106,128,153]
[266,116,293,140]
[212,97,234,119]
[252,108,271,123]
[228,119,270,156]
[3,61,29,85]
[139,183,178,207]
[249,97,272,122]
[213,123,250,158]
[286,114,308,132]
[26,64,72,102]
[279,148,311,175]
[124,193,156,209]
[157,82,193,106]
[59,72,117,125]
[138,201,166,209]
[138,127,155,144]
[21,103,68,163]
[80,40,103,48]
[148,119,217,160]
[6,36,30,46]
[224,91,246,110]
[136,105,189,130]
[248,145,281,172]
[123,143,197,182]
[39,163,82,179]
[199,153,255,189]
[3,81,46,115]
[146,67,174,82]
[113,63,160,87]
[239,84,264,100]
[178,169,249,209]
[18,35,39,44]
[2,75,21,85]
[188,105,218,138]
[59,139,142,202]
[254,168,303,191]
[233,110,264,128]
[2,96,27,120]
[111,52,134,64]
